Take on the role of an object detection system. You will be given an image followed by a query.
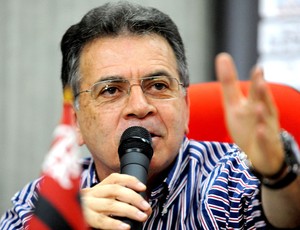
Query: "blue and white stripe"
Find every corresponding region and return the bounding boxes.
[0,138,268,229]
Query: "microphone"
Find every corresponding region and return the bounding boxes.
[118,126,153,229]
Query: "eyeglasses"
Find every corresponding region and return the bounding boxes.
[75,76,185,106]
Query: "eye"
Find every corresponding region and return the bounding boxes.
[144,77,171,92]
[152,82,168,91]
[101,85,119,95]
[142,76,179,99]
[92,81,126,99]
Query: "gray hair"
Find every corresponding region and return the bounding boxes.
[60,1,189,101]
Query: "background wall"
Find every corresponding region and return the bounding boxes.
[213,0,259,80]
[0,0,214,214]
[258,0,300,91]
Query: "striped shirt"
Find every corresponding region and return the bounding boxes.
[0,138,268,229]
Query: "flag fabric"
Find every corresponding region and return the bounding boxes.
[27,87,88,230]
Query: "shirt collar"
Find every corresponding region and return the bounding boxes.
[80,157,99,188]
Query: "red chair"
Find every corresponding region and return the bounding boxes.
[187,81,300,145]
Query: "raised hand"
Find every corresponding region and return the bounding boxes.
[215,53,284,177]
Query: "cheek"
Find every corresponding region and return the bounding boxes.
[149,102,188,176]
[161,101,189,132]
[78,104,97,129]
[77,111,98,144]
[76,104,122,149]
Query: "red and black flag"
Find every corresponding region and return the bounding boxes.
[28,87,88,229]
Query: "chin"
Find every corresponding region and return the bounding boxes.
[149,155,170,174]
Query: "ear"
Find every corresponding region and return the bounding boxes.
[184,91,190,135]
[73,108,85,146]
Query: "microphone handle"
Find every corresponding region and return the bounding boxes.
[120,151,150,198]
[119,150,151,229]
[120,218,143,230]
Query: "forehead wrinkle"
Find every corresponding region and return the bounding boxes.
[79,34,179,87]
[143,70,173,79]
[93,68,174,85]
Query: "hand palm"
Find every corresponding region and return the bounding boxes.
[215,53,284,176]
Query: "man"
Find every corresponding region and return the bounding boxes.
[1,2,300,229]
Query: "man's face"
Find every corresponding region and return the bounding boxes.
[75,34,189,181]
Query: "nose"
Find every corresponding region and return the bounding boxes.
[122,84,156,119]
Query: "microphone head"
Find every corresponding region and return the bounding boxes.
[118,126,153,160]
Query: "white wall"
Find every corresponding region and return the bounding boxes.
[258,0,300,91]
[0,0,212,214]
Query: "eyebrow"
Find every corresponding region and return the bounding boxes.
[143,70,173,79]
[94,75,125,84]
[94,70,174,84]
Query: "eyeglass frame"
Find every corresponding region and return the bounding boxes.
[74,75,186,109]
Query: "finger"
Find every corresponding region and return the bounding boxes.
[101,173,147,192]
[83,196,149,222]
[83,207,131,230]
[82,183,151,212]
[248,66,262,101]
[215,52,244,106]
[249,67,277,116]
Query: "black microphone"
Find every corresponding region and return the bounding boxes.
[118,126,153,229]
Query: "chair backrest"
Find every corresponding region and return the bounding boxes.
[187,81,300,145]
